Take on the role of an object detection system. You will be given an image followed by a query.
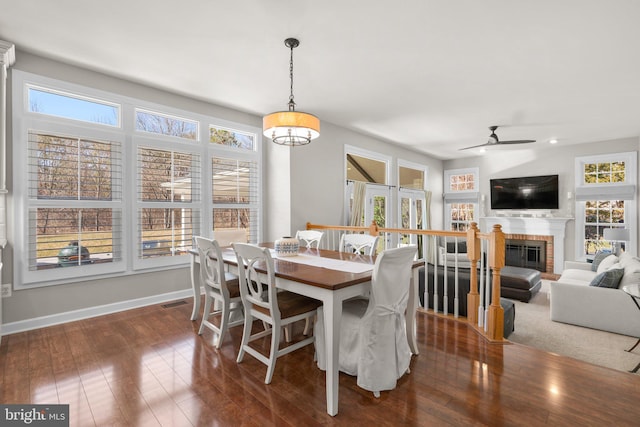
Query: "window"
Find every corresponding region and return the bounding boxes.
[444,168,479,231]
[211,156,259,242]
[28,85,120,126]
[450,203,475,231]
[137,147,199,261]
[210,125,255,150]
[135,109,198,140]
[398,160,428,253]
[13,70,262,288]
[21,129,124,283]
[574,152,637,259]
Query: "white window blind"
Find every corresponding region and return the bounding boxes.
[137,147,200,259]
[27,131,123,270]
[212,156,259,243]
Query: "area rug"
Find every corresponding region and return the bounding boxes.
[506,280,640,373]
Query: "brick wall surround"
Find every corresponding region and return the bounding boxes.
[504,233,555,275]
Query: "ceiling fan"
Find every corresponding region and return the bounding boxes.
[460,126,535,150]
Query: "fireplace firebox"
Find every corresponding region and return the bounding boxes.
[505,239,547,272]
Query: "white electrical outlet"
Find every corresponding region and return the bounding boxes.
[1,283,11,298]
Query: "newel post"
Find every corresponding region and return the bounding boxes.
[487,224,506,340]
[368,220,379,236]
[466,222,481,325]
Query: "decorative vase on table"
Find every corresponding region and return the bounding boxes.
[275,236,300,257]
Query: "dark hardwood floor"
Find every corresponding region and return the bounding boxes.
[1,299,639,426]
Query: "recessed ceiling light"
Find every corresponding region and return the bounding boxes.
[549,139,558,144]
[479,148,486,153]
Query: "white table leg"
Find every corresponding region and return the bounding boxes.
[324,294,341,416]
[190,253,201,321]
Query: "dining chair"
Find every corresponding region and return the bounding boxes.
[295,230,324,248]
[314,245,417,397]
[194,236,244,349]
[339,233,379,256]
[233,243,322,384]
[212,228,248,247]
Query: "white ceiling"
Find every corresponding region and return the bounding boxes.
[2,0,640,160]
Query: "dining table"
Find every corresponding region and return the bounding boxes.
[189,243,421,416]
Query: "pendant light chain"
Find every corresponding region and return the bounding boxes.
[288,42,296,112]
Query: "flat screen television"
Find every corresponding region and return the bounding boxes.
[490,175,559,210]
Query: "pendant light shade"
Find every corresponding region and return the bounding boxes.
[263,38,320,146]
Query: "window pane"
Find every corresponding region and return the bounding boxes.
[140,208,193,258]
[209,126,255,150]
[346,154,386,184]
[139,148,195,202]
[401,198,410,228]
[399,166,424,189]
[32,132,120,201]
[213,208,256,239]
[28,87,119,126]
[32,208,120,270]
[212,158,255,204]
[582,199,624,255]
[136,109,198,140]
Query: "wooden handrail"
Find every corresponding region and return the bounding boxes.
[306,220,507,343]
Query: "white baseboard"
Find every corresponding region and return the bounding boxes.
[1,289,194,336]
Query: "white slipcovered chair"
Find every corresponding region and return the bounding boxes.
[233,243,322,384]
[194,236,244,349]
[314,245,418,397]
[295,230,324,248]
[339,233,379,256]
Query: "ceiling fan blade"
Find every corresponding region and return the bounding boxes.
[459,143,491,151]
[497,139,536,145]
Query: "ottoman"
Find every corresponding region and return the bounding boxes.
[501,298,515,338]
[500,266,542,303]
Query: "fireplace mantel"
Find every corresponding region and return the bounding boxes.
[480,217,572,274]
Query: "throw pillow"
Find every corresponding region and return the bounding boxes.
[596,254,620,274]
[589,268,625,288]
[591,250,613,272]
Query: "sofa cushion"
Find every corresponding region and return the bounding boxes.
[596,254,619,274]
[589,267,625,288]
[591,250,613,271]
[619,255,640,288]
[560,268,597,283]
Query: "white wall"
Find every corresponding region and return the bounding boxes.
[443,137,640,262]
[289,121,444,235]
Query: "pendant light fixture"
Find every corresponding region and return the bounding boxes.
[263,38,320,146]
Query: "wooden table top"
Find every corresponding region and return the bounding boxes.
[192,243,377,291]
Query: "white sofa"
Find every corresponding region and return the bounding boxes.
[550,252,640,337]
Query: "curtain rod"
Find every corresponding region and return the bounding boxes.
[346,180,396,189]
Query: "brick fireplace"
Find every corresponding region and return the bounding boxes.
[504,234,554,274]
[481,216,571,277]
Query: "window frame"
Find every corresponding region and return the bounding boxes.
[12,70,263,289]
[443,167,479,231]
[574,151,637,260]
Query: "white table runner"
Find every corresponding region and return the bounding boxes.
[271,251,374,274]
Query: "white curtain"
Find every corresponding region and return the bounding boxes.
[349,181,367,226]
